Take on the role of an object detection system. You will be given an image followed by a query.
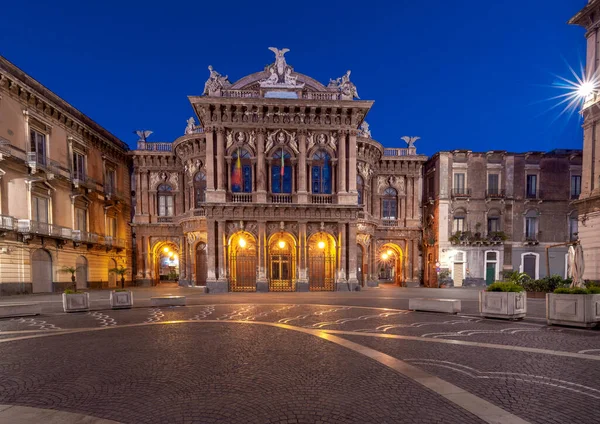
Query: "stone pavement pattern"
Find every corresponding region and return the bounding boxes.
[0,299,598,423]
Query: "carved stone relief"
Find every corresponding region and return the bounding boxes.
[357,234,371,248]
[266,129,299,154]
[377,175,405,195]
[357,162,373,182]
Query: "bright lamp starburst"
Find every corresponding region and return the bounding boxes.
[547,63,600,119]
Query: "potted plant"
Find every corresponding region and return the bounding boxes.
[438,270,453,288]
[62,289,90,313]
[109,265,128,289]
[108,265,133,309]
[60,266,77,291]
[546,286,600,328]
[479,282,526,320]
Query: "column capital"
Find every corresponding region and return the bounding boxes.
[298,129,308,136]
[205,125,215,132]
[349,129,359,137]
[215,127,226,135]
[256,128,267,135]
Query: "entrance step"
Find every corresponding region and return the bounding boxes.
[151,295,186,307]
[0,303,41,318]
[408,298,461,314]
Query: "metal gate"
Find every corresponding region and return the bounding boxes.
[269,252,294,292]
[308,254,335,291]
[230,252,256,292]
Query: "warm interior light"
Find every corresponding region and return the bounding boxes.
[173,254,178,261]
[239,238,247,248]
[387,249,393,256]
[318,241,325,249]
[381,253,389,260]
[163,247,169,253]
[168,251,174,258]
[278,240,286,249]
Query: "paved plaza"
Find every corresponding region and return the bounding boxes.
[0,287,599,423]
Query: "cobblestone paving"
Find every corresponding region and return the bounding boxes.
[338,334,600,424]
[0,324,482,424]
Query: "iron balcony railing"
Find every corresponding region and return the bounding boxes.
[157,217,174,223]
[0,215,16,231]
[309,194,333,204]
[17,220,72,239]
[451,188,472,198]
[381,218,400,227]
[486,189,505,198]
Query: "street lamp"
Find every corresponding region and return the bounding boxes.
[239,238,246,248]
[318,241,325,249]
[163,247,169,253]
[278,240,286,249]
[381,253,389,261]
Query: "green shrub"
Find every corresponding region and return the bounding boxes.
[553,287,600,294]
[63,289,82,294]
[588,286,600,294]
[487,282,525,292]
[554,287,572,294]
[114,288,128,292]
[570,287,590,294]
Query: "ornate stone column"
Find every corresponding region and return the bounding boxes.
[179,236,187,285]
[348,130,358,204]
[372,177,380,219]
[256,129,267,203]
[337,130,347,197]
[347,222,359,289]
[406,176,414,221]
[297,222,308,291]
[217,221,227,283]
[412,238,420,286]
[206,220,227,292]
[215,128,226,202]
[336,222,347,290]
[205,128,215,193]
[297,130,308,203]
[257,221,268,291]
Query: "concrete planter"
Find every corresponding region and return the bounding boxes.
[479,291,526,320]
[546,293,600,328]
[62,292,90,313]
[110,290,133,309]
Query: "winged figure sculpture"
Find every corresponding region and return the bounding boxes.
[401,136,420,148]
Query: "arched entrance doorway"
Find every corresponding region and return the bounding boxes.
[195,242,207,286]
[31,249,52,293]
[157,243,179,286]
[76,256,88,290]
[378,243,404,286]
[268,232,296,292]
[229,231,257,292]
[108,258,117,287]
[307,232,336,291]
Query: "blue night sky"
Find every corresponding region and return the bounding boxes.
[0,1,589,156]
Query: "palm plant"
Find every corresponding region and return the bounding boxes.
[109,265,128,289]
[60,266,77,291]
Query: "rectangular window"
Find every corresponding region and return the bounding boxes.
[571,175,581,199]
[106,216,117,237]
[158,195,174,217]
[30,128,46,165]
[525,217,537,239]
[73,151,86,181]
[453,217,465,233]
[32,196,49,223]
[526,174,537,198]
[105,168,116,195]
[75,208,87,231]
[427,176,434,198]
[569,218,578,241]
[271,166,292,194]
[487,174,499,194]
[382,199,397,219]
[453,173,465,194]
[487,217,500,233]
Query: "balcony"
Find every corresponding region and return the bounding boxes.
[451,188,471,198]
[524,231,541,245]
[309,194,334,204]
[27,152,62,178]
[486,189,505,199]
[193,207,206,217]
[525,190,540,200]
[383,148,417,157]
[381,218,400,227]
[72,230,98,244]
[0,215,16,231]
[136,141,173,152]
[157,217,174,223]
[269,194,293,204]
[230,193,253,203]
[17,220,72,239]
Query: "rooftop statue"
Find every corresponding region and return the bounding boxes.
[330,70,359,100]
[358,120,371,138]
[184,117,197,135]
[260,47,305,88]
[203,65,231,96]
[401,136,420,148]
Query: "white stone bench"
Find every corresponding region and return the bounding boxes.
[0,303,41,318]
[409,298,461,314]
[151,296,186,307]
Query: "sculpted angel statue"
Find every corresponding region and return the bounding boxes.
[268,47,290,78]
[401,136,420,148]
[184,117,196,135]
[359,120,371,138]
[203,65,230,95]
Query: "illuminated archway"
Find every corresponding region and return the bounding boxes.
[377,243,404,286]
[307,232,336,291]
[228,231,257,292]
[267,232,297,292]
[153,241,180,286]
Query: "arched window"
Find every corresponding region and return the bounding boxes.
[194,172,206,207]
[158,184,174,216]
[311,150,331,194]
[357,175,364,205]
[231,148,252,193]
[382,187,397,219]
[271,149,292,194]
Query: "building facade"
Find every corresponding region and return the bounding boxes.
[423,150,582,287]
[0,57,131,294]
[570,1,600,280]
[131,48,426,292]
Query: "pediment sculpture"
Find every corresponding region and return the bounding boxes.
[358,120,371,138]
[259,47,305,89]
[329,70,359,100]
[184,117,197,135]
[401,136,420,148]
[266,129,299,154]
[377,175,405,195]
[203,65,231,96]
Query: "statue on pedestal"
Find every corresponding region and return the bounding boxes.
[203,65,231,96]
